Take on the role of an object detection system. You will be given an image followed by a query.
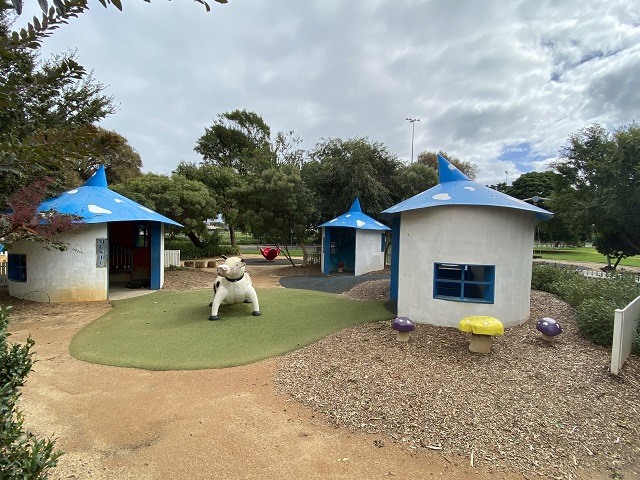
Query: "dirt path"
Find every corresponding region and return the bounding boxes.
[5,259,522,479]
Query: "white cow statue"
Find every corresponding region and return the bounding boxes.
[209,256,261,321]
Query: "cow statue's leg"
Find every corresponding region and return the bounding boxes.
[209,281,227,321]
[245,285,261,316]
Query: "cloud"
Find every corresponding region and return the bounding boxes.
[18,0,640,186]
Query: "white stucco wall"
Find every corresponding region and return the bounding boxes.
[355,230,386,276]
[8,224,109,302]
[397,205,535,327]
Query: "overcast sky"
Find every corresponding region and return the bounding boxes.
[19,0,640,185]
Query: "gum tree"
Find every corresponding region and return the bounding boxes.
[552,123,640,267]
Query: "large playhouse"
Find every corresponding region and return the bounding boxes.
[382,155,553,328]
[319,198,390,276]
[6,166,182,303]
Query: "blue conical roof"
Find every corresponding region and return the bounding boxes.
[381,155,553,221]
[319,197,390,230]
[38,166,183,226]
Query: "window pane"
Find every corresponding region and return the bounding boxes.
[434,262,494,303]
[7,254,27,282]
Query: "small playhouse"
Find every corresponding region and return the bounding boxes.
[6,166,182,303]
[381,155,553,328]
[318,198,390,276]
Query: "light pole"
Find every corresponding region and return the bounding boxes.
[405,117,420,164]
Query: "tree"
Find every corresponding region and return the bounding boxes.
[0,177,79,250]
[68,126,143,185]
[416,150,479,180]
[174,161,243,248]
[303,137,402,222]
[505,170,576,245]
[234,166,316,265]
[0,11,117,204]
[273,130,305,169]
[1,305,62,478]
[552,123,640,265]
[395,162,438,199]
[195,109,273,176]
[1,0,226,248]
[112,173,216,247]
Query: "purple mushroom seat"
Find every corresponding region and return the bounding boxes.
[536,317,563,343]
[392,317,415,342]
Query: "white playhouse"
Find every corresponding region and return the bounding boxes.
[6,166,182,303]
[381,155,553,327]
[319,198,390,276]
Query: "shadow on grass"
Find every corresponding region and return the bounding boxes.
[70,288,394,370]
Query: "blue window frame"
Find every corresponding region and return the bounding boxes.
[433,263,495,303]
[380,233,386,252]
[8,253,27,282]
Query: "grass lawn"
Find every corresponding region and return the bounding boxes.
[70,288,393,371]
[534,246,640,268]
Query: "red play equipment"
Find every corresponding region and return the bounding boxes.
[259,246,281,261]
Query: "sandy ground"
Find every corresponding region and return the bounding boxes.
[3,257,523,480]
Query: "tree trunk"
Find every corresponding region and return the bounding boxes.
[300,238,308,266]
[186,231,205,248]
[228,224,237,248]
[276,242,298,267]
[613,255,623,270]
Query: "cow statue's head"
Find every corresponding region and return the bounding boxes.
[216,256,246,280]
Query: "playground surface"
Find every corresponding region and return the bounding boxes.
[3,255,639,479]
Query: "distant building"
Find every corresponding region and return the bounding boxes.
[381,155,553,327]
[319,198,390,276]
[6,166,182,302]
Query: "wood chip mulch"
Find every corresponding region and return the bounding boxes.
[274,288,640,479]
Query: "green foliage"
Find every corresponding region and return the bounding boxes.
[304,137,402,221]
[174,161,242,245]
[530,263,579,292]
[416,150,479,180]
[194,109,273,175]
[165,234,238,260]
[112,173,216,247]
[1,305,63,478]
[531,264,640,352]
[234,166,316,245]
[395,162,438,199]
[552,123,640,260]
[0,10,118,208]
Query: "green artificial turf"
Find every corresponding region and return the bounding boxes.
[70,288,393,371]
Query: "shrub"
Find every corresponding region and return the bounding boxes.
[575,297,619,347]
[1,305,62,478]
[531,264,640,353]
[165,233,239,260]
[531,263,580,293]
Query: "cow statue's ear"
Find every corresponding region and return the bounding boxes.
[220,255,227,260]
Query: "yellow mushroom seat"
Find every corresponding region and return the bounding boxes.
[459,316,504,354]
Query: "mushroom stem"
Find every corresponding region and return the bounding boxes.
[395,331,411,342]
[468,333,493,354]
[541,333,557,343]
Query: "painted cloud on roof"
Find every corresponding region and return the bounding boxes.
[318,197,391,231]
[38,165,183,227]
[382,155,553,221]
